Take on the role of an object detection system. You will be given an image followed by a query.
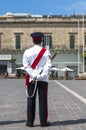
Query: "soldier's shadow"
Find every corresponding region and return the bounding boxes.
[1,119,86,127]
[51,119,86,126]
[0,120,26,125]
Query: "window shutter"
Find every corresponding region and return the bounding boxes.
[70,35,75,49]
[16,35,20,49]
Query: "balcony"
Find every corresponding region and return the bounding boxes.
[0,44,33,54]
[0,44,84,54]
[0,48,25,54]
[50,45,86,53]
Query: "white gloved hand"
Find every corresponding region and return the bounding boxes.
[37,74,42,80]
[32,73,37,80]
[32,73,43,80]
[33,76,37,80]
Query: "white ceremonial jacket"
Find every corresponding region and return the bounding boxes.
[23,45,52,83]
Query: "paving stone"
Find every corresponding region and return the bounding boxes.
[0,79,86,130]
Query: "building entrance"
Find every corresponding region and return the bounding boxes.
[0,65,7,75]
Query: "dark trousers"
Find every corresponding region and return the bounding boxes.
[27,81,48,126]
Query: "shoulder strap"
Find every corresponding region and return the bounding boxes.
[25,47,46,87]
[31,47,46,69]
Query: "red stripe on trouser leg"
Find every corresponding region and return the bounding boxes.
[46,86,48,122]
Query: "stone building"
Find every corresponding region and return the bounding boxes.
[0,13,86,77]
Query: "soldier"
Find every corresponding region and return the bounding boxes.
[23,32,52,127]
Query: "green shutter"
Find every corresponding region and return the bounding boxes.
[84,35,86,46]
[16,35,20,49]
[70,35,75,49]
[49,36,52,49]
[43,36,45,47]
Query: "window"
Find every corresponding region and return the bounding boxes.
[84,35,86,46]
[0,34,1,49]
[70,34,75,49]
[0,33,3,49]
[15,34,21,49]
[43,34,52,49]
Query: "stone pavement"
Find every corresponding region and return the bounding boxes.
[0,79,86,130]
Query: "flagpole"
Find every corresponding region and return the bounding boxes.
[82,14,85,74]
[78,20,80,75]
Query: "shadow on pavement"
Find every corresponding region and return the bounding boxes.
[0,120,26,126]
[0,119,86,127]
[51,119,86,126]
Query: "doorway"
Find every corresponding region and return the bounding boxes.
[0,65,7,75]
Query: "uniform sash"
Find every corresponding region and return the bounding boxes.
[26,48,46,87]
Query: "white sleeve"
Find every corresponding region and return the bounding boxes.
[23,51,37,79]
[40,50,52,78]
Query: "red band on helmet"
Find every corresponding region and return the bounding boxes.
[33,37,42,41]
